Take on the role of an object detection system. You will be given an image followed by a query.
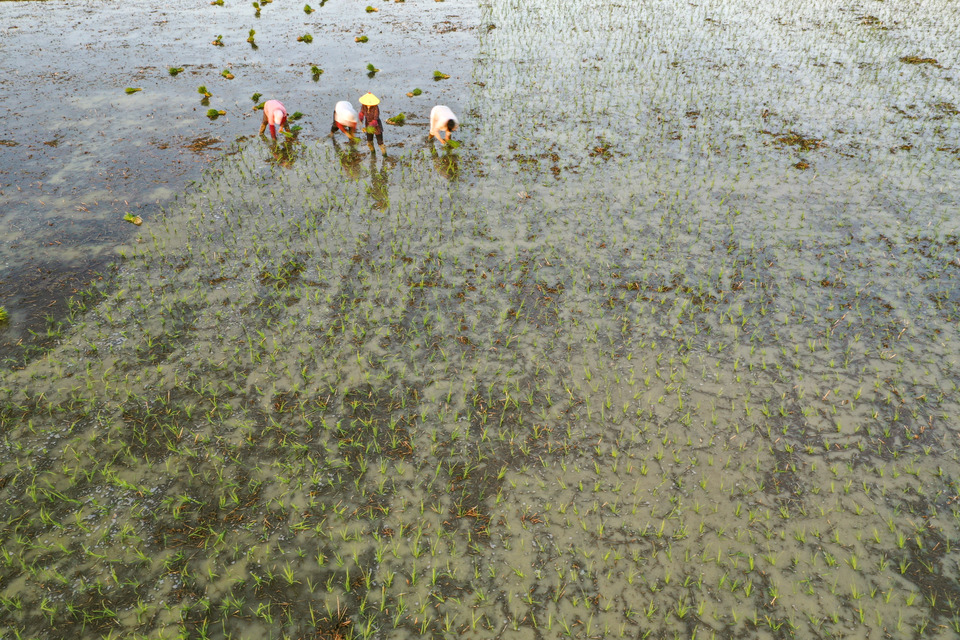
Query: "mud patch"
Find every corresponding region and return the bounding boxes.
[184,136,223,153]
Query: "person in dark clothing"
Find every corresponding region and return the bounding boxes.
[358,92,385,155]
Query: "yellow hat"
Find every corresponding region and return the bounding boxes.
[359,92,380,106]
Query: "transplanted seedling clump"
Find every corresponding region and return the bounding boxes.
[900,55,941,67]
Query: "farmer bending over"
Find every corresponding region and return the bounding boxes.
[429,105,459,145]
[358,92,385,155]
[329,101,359,141]
[259,99,289,139]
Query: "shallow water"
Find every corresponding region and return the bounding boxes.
[2,0,960,638]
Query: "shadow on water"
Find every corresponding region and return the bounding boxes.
[264,138,301,170]
[331,138,365,181]
[367,155,391,211]
[428,138,461,183]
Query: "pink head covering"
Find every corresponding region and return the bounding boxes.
[264,99,288,126]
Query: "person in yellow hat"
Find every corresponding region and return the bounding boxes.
[358,92,385,155]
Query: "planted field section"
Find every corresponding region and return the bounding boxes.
[3,0,960,638]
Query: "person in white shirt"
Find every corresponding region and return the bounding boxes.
[429,105,459,145]
[329,101,359,141]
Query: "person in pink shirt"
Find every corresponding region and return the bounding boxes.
[259,99,289,139]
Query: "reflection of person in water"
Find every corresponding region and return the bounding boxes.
[329,100,359,141]
[367,155,390,210]
[332,138,363,181]
[429,140,460,182]
[263,137,298,168]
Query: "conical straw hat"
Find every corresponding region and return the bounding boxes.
[359,92,380,106]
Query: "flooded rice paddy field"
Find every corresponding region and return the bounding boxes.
[0,0,476,358]
[2,0,960,638]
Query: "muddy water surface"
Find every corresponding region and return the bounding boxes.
[1,0,960,639]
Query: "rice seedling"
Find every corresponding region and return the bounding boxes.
[355,35,369,43]
[406,88,422,97]
[167,66,183,76]
[221,69,234,79]
[304,4,314,14]
[365,5,378,12]
[197,85,212,98]
[433,70,450,79]
[297,33,313,43]
[211,34,223,46]
[124,87,141,94]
